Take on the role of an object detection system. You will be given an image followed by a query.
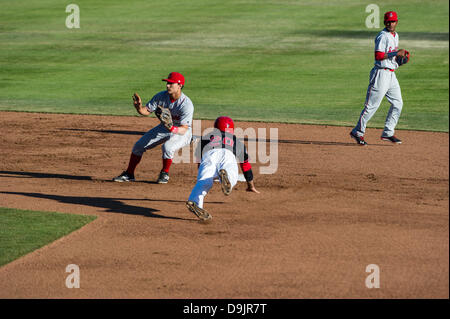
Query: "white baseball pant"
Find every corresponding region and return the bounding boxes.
[132,124,192,159]
[353,67,403,137]
[188,148,239,208]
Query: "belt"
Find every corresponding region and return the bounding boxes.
[383,68,395,72]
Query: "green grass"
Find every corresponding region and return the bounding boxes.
[0,0,448,131]
[0,207,96,267]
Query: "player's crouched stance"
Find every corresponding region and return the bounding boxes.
[186,116,259,221]
[113,72,193,184]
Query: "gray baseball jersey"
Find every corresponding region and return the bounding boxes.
[146,91,194,127]
[131,91,194,158]
[374,28,399,70]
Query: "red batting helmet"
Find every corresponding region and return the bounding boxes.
[214,116,234,134]
[384,11,398,22]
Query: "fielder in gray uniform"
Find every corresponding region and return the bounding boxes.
[113,72,194,183]
[350,11,409,146]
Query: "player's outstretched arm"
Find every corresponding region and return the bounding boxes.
[132,93,150,116]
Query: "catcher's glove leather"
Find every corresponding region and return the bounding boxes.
[155,105,173,131]
[396,50,410,66]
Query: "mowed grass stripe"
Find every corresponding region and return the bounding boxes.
[0,0,448,131]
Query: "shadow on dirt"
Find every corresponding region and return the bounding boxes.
[62,128,144,136]
[0,170,225,205]
[62,129,373,147]
[0,191,190,221]
[0,171,92,181]
[243,137,361,146]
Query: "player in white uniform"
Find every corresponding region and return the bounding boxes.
[113,72,194,183]
[186,116,259,221]
[350,11,407,145]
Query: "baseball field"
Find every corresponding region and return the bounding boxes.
[0,0,448,300]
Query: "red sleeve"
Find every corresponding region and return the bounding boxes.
[375,51,386,61]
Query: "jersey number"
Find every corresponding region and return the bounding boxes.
[210,136,234,147]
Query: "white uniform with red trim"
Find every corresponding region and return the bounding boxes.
[352,28,403,138]
[132,90,193,159]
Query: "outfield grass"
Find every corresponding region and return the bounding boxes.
[0,207,96,267]
[0,0,448,131]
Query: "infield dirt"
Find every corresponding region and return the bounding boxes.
[0,111,448,298]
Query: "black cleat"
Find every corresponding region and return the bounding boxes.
[381,135,402,144]
[350,131,368,146]
[157,171,170,184]
[113,171,135,182]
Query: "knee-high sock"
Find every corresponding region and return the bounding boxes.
[162,158,172,173]
[126,153,142,175]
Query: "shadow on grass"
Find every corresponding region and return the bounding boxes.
[293,30,449,41]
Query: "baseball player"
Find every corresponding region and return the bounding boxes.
[186,116,259,221]
[350,11,410,145]
[113,72,194,184]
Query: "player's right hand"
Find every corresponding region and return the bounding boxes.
[397,49,406,57]
[247,186,260,194]
[246,181,260,194]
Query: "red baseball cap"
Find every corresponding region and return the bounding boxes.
[162,72,185,86]
[384,11,398,22]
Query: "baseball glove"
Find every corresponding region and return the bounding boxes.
[155,105,173,131]
[396,50,410,66]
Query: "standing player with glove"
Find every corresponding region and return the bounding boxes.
[350,11,410,145]
[186,116,259,221]
[113,72,193,184]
